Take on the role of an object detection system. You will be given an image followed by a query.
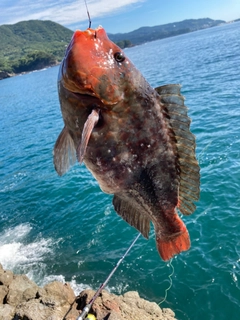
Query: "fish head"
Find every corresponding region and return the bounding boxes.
[59,26,137,106]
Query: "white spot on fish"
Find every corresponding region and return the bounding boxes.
[75,118,79,128]
[96,158,102,167]
[98,48,115,68]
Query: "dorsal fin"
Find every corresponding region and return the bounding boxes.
[155,84,200,215]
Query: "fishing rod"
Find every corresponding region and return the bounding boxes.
[76,232,141,320]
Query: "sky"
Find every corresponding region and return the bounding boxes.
[0,0,239,34]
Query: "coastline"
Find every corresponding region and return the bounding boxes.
[0,71,14,80]
[0,264,176,320]
[0,62,60,81]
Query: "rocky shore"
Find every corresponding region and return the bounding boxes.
[0,264,176,320]
[0,63,60,81]
[0,71,14,80]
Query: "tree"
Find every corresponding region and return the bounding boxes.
[12,51,56,73]
[116,40,132,49]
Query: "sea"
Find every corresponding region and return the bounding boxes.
[0,21,239,320]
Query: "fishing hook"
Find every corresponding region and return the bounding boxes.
[84,0,91,28]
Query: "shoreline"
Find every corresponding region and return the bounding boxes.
[0,71,15,80]
[0,264,176,320]
[0,63,60,81]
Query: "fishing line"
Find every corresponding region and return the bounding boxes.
[116,231,174,307]
[158,258,174,305]
[120,232,174,307]
[84,0,91,28]
[76,232,141,320]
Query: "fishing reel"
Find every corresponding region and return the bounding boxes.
[86,315,96,320]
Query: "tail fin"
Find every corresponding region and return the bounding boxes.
[155,216,191,261]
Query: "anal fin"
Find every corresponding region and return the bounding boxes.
[113,195,150,239]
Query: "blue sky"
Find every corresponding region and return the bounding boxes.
[0,0,239,33]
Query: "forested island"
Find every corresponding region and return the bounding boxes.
[0,18,238,78]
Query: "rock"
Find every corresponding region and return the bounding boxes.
[162,308,176,319]
[76,289,176,320]
[0,265,177,320]
[6,274,38,307]
[0,285,8,304]
[13,281,77,320]
[0,71,13,80]
[15,299,58,320]
[0,267,14,287]
[43,281,76,305]
[0,304,15,320]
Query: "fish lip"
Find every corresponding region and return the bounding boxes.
[68,87,96,98]
[71,91,96,100]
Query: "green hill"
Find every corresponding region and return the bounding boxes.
[0,20,73,73]
[109,18,225,46]
[0,18,228,75]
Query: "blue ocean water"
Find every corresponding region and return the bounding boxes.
[0,21,240,319]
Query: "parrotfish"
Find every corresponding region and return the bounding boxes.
[54,26,200,261]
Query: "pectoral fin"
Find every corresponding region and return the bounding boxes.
[53,126,76,176]
[77,109,100,163]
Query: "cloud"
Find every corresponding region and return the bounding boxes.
[0,0,145,26]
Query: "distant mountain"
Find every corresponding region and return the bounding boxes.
[109,18,225,47]
[0,18,227,76]
[0,20,73,74]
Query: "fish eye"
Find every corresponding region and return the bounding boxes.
[114,52,125,63]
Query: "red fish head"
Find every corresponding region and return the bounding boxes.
[60,26,137,106]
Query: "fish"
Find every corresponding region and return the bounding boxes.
[53,26,200,261]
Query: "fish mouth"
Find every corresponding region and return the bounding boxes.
[71,90,98,102]
[61,76,119,107]
[65,86,106,110]
[66,84,96,99]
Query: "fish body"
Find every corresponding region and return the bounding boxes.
[54,26,200,261]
